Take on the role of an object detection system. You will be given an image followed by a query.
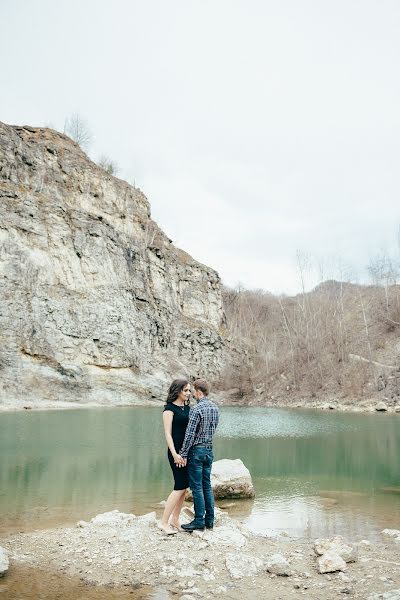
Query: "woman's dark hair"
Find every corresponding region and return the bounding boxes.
[166,378,190,405]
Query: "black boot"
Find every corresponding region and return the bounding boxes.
[181,520,205,531]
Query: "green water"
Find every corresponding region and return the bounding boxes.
[0,406,399,539]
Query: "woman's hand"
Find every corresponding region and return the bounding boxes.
[174,453,186,467]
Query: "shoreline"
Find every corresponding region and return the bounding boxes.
[0,399,162,413]
[1,397,399,414]
[1,508,400,600]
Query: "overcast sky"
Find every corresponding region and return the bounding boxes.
[1,0,399,293]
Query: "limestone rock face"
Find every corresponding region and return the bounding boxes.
[0,123,226,406]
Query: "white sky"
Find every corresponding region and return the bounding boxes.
[1,0,400,293]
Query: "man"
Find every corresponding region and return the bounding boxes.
[178,378,219,531]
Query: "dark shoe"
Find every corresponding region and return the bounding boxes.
[205,523,214,529]
[181,520,205,532]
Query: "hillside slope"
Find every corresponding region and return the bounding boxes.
[220,281,400,409]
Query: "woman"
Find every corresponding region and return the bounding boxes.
[159,378,191,534]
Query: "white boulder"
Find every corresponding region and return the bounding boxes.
[266,553,292,576]
[205,524,248,548]
[90,510,136,526]
[0,547,9,577]
[382,529,400,542]
[317,550,347,573]
[368,590,400,600]
[225,553,263,579]
[314,536,357,562]
[185,458,255,500]
[212,459,255,499]
[375,401,388,412]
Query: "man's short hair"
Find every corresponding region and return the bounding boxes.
[193,379,210,396]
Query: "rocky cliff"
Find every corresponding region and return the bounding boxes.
[0,122,225,407]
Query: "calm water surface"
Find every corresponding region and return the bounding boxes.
[0,406,399,540]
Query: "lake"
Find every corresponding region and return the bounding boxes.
[0,406,399,540]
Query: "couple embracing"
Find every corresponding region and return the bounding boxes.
[159,378,219,535]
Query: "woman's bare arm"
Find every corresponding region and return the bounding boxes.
[163,411,179,461]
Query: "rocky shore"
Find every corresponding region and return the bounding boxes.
[1,393,400,414]
[0,398,161,412]
[1,508,400,599]
[217,391,400,414]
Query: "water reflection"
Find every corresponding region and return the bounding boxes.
[0,407,399,539]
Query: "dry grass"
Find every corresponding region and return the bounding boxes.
[218,280,400,405]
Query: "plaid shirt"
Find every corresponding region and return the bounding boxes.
[179,397,219,458]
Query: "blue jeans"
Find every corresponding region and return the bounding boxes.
[188,445,214,526]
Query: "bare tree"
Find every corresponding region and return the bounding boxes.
[98,154,119,175]
[368,248,400,328]
[357,289,378,389]
[64,113,92,149]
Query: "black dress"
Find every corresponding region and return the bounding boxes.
[164,403,190,490]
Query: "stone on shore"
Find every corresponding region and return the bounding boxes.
[225,553,263,579]
[317,550,347,573]
[321,403,336,410]
[375,402,389,412]
[89,510,136,526]
[382,529,400,542]
[314,536,358,562]
[368,590,400,600]
[0,547,9,577]
[205,524,248,548]
[266,553,292,576]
